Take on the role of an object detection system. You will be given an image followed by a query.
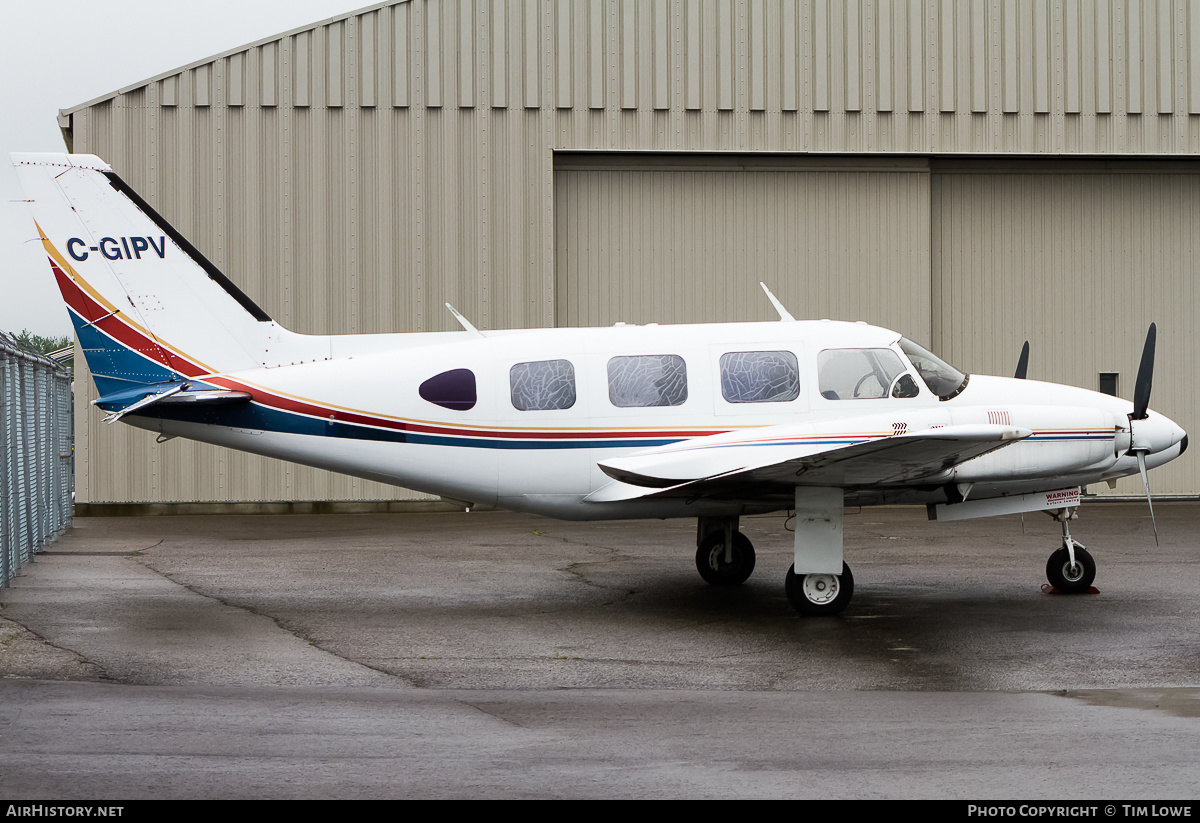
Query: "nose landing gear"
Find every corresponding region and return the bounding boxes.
[1045,508,1097,593]
[1046,545,1096,593]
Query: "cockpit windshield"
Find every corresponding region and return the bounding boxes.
[898,338,969,400]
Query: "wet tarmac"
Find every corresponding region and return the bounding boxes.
[2,504,1199,798]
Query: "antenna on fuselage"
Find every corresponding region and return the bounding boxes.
[759,282,795,322]
[445,303,485,337]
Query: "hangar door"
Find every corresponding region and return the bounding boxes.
[932,162,1200,496]
[554,156,933,344]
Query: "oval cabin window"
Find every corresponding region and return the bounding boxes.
[419,369,477,411]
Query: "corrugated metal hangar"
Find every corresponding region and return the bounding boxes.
[58,0,1200,505]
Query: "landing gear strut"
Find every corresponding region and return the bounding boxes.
[1045,508,1096,593]
[786,487,853,616]
[695,517,756,586]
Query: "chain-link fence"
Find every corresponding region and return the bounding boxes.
[1,331,72,587]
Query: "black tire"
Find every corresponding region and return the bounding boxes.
[695,531,756,585]
[785,562,854,616]
[1046,545,1096,594]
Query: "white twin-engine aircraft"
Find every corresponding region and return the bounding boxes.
[13,153,1188,616]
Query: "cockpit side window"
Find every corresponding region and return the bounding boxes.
[891,374,920,398]
[510,359,577,410]
[818,349,911,400]
[898,338,969,400]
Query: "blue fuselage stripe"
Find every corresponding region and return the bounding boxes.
[140,403,685,450]
[137,401,1117,453]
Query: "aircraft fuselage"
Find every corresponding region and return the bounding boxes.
[121,319,1185,520]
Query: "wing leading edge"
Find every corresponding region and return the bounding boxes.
[587,423,1030,503]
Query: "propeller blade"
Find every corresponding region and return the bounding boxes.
[1136,450,1160,546]
[1131,323,1156,420]
[1014,341,1030,380]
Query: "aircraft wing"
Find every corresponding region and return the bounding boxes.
[588,423,1030,503]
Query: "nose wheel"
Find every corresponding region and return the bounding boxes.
[1045,508,1096,593]
[1046,545,1096,593]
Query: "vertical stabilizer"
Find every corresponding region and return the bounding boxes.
[11,153,326,396]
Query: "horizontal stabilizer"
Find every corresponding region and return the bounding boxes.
[95,381,251,423]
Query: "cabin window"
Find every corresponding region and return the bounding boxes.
[818,349,912,400]
[719,351,800,403]
[510,359,577,410]
[607,355,688,408]
[419,368,477,411]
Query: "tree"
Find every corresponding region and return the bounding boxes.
[9,329,71,357]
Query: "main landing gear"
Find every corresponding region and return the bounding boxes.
[695,517,756,585]
[695,488,855,617]
[1045,508,1097,593]
[785,562,855,616]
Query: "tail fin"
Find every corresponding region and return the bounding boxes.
[12,153,320,400]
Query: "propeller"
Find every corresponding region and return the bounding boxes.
[1128,323,1159,544]
[1136,450,1159,546]
[1014,341,1029,380]
[1131,323,1156,421]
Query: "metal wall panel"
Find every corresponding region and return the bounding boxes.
[554,156,932,342]
[931,162,1200,496]
[69,0,1200,151]
[60,0,1200,502]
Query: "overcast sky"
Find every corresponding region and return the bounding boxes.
[0,0,366,337]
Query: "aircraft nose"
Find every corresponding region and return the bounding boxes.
[1164,416,1187,451]
[1144,412,1187,456]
